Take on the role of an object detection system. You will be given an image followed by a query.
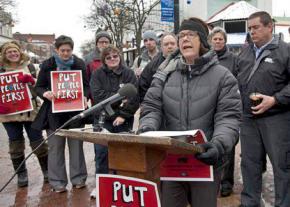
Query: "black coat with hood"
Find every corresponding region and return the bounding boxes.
[32,55,89,130]
[139,50,241,156]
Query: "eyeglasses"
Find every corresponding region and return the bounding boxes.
[178,31,199,39]
[98,40,110,44]
[105,54,119,61]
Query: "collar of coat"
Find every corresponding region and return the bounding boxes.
[251,34,279,52]
[102,64,123,75]
[176,50,218,76]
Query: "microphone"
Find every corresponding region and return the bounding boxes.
[74,83,137,120]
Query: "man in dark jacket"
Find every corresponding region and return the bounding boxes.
[139,32,178,102]
[236,11,290,207]
[208,26,239,197]
[138,18,241,207]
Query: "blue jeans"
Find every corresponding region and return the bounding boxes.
[93,118,133,174]
[3,121,43,142]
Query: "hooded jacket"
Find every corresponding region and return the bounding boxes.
[139,50,241,154]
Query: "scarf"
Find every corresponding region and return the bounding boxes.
[53,53,74,71]
[216,46,227,58]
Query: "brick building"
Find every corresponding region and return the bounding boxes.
[13,33,55,63]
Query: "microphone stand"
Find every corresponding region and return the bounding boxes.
[94,110,106,132]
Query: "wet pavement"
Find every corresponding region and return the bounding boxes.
[0,124,274,207]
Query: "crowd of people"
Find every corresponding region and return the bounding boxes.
[0,10,289,207]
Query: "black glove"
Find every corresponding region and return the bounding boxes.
[195,142,221,166]
[136,126,155,135]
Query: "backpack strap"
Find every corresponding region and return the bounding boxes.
[137,56,142,68]
[27,63,37,78]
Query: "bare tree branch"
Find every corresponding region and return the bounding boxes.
[85,0,160,54]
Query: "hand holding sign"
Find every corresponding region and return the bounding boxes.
[18,73,35,85]
[43,91,55,101]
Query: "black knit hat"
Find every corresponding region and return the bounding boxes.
[179,19,210,49]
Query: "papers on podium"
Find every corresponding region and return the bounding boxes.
[141,130,214,182]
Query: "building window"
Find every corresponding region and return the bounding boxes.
[224,21,246,33]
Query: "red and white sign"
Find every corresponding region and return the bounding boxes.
[0,70,33,115]
[51,70,84,113]
[141,130,214,182]
[96,174,161,207]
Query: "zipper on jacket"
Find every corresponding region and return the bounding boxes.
[188,65,192,79]
[187,66,191,130]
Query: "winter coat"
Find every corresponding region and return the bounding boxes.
[131,49,158,72]
[236,35,290,117]
[90,64,139,122]
[139,51,241,154]
[84,48,102,82]
[32,55,89,130]
[139,52,165,102]
[0,61,41,123]
[217,48,238,76]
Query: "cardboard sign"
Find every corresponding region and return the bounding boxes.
[0,70,33,115]
[141,130,214,182]
[96,174,161,207]
[51,70,84,113]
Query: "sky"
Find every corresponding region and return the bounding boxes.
[11,0,290,56]
[13,0,95,56]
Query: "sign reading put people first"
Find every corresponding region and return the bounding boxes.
[0,71,33,115]
[51,70,84,113]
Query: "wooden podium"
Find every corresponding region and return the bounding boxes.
[57,129,201,183]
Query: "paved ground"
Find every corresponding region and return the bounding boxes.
[0,124,274,207]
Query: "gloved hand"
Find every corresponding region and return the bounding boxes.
[0,102,9,114]
[195,142,221,166]
[18,74,35,85]
[136,126,155,135]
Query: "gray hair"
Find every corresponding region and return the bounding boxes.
[208,27,227,43]
[160,32,177,45]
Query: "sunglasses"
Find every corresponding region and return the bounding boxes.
[105,54,119,61]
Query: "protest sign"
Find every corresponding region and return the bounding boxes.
[96,174,161,207]
[0,70,33,115]
[51,70,84,113]
[141,130,214,181]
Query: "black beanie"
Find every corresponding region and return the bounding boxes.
[179,19,210,49]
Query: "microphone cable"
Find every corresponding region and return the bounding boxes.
[0,117,78,193]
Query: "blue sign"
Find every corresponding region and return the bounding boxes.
[161,0,174,22]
